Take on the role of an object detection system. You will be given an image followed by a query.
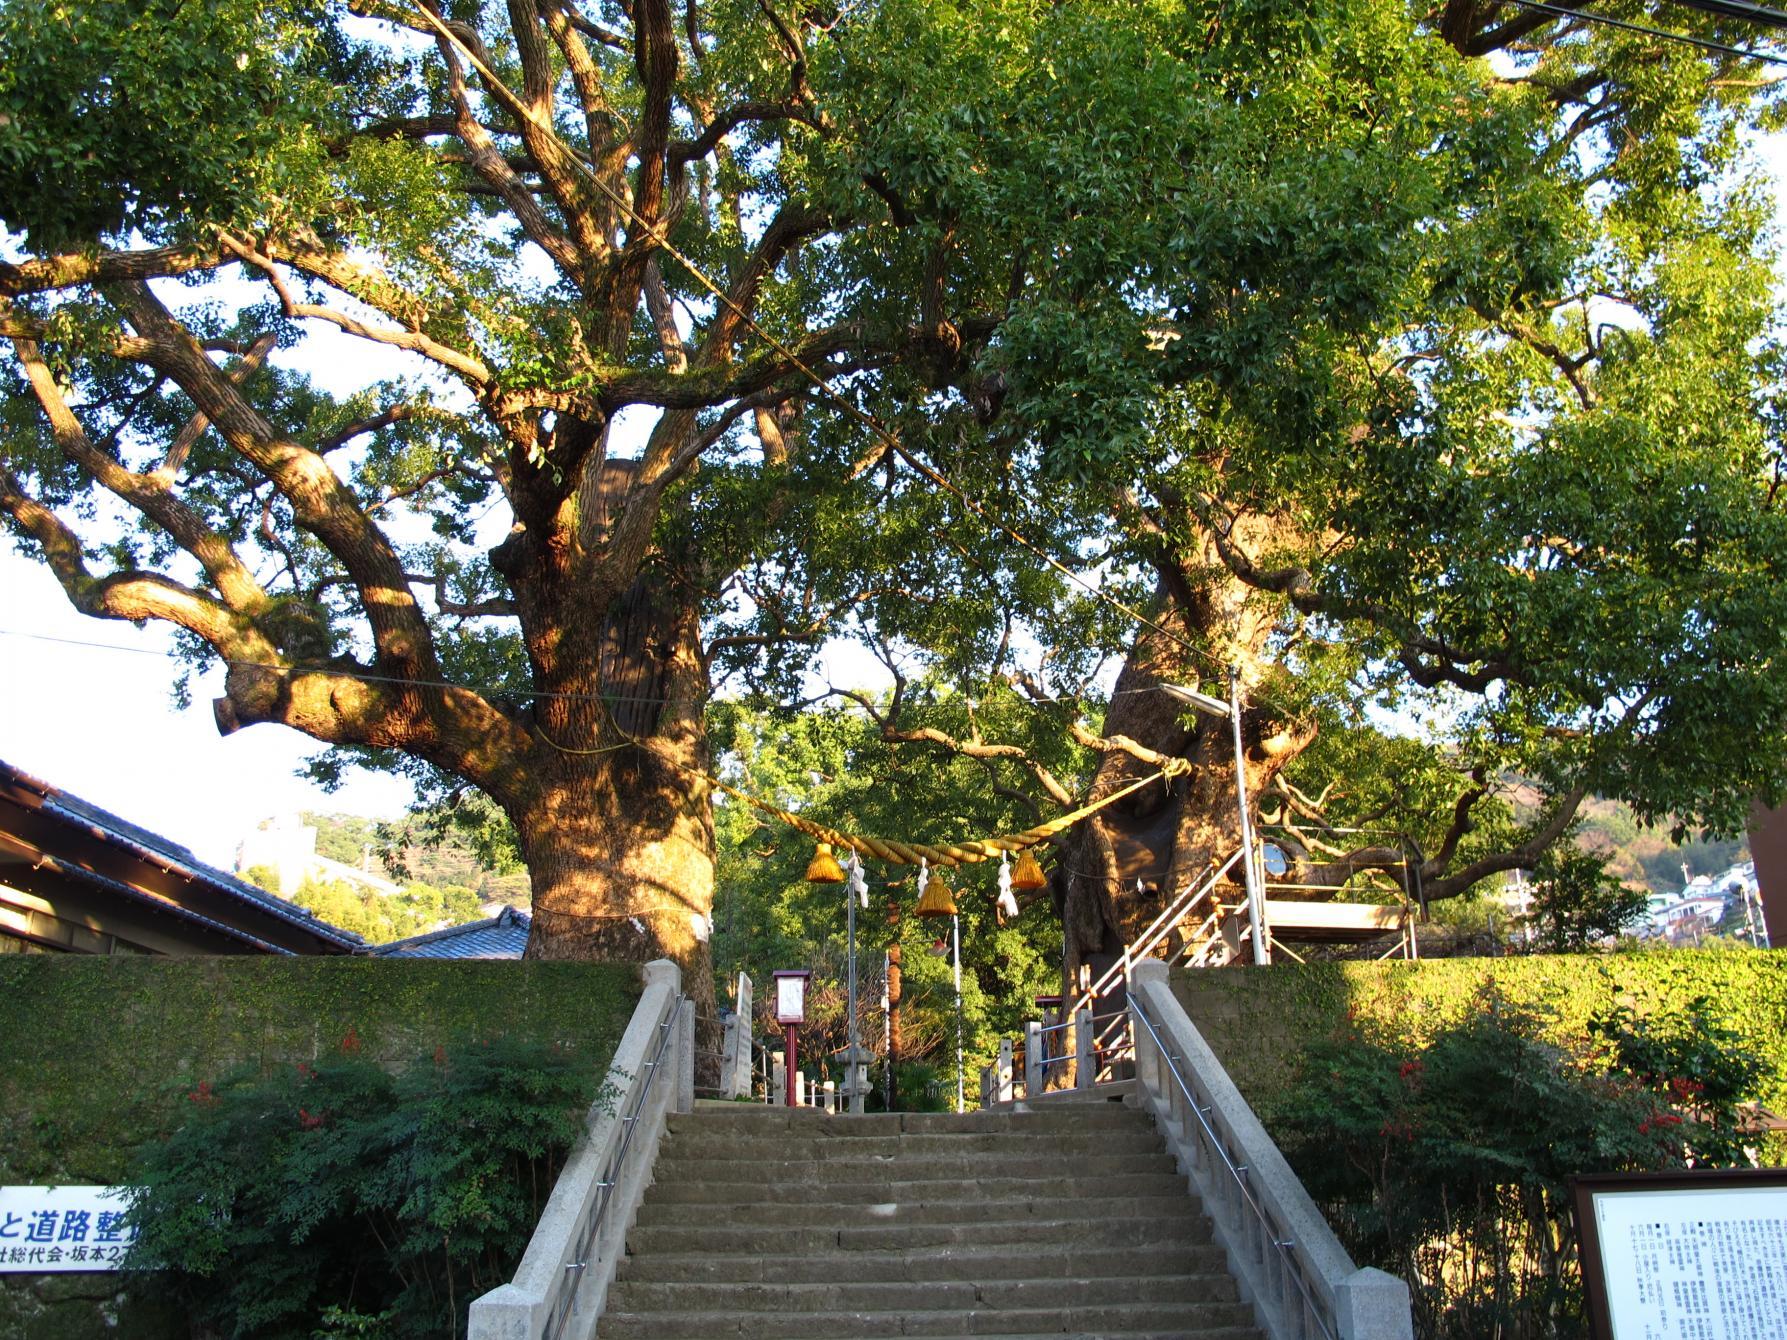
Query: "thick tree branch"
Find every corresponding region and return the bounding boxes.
[157,333,277,480]
[11,336,271,616]
[0,464,261,654]
[0,243,225,298]
[223,236,493,388]
[1421,783,1589,901]
[113,283,442,684]
[432,24,589,282]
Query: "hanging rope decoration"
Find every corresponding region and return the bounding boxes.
[705,761,1190,869]
[569,687,1191,873]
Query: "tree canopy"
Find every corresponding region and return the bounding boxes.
[3,0,1785,993]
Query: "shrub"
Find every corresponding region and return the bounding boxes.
[1276,995,1770,1339]
[124,1037,598,1339]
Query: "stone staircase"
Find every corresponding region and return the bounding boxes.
[596,1100,1263,1340]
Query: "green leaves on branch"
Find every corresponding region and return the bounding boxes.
[125,1038,598,1340]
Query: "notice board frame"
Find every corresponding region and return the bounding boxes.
[1571,1166,1787,1340]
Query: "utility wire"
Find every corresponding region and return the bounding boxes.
[0,626,1187,711]
[1659,0,1787,34]
[1501,0,1787,65]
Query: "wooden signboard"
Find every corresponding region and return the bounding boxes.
[1571,1167,1787,1340]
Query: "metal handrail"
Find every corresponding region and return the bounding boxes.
[1130,990,1337,1340]
[544,990,684,1340]
[1080,849,1242,1008]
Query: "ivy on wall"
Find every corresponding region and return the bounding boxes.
[0,957,641,1340]
[1169,949,1787,1119]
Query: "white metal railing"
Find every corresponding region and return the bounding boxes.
[468,959,692,1340]
[1080,849,1243,1010]
[1126,961,1412,1340]
[980,1007,1097,1106]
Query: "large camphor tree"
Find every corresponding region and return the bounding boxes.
[3,0,1786,1004]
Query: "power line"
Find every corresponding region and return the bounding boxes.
[0,625,1188,711]
[1501,0,1787,65]
[1659,0,1787,35]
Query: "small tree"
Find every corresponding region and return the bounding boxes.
[1524,845,1650,953]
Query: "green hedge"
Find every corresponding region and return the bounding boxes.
[1170,948,1787,1118]
[0,957,641,1340]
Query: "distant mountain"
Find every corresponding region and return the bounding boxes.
[300,811,531,907]
[1570,796,1748,895]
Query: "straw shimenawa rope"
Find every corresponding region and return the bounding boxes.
[565,682,1193,868]
[706,762,1190,868]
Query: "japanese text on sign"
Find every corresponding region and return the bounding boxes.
[0,1187,138,1273]
[1591,1184,1787,1340]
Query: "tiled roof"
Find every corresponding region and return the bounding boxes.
[369,906,531,959]
[0,758,363,952]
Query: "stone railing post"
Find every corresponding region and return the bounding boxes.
[674,995,695,1115]
[1074,1007,1094,1089]
[1024,1021,1043,1097]
[1333,1268,1415,1340]
[724,972,754,1099]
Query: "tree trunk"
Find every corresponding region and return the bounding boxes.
[506,488,720,1035]
[1055,540,1316,1010]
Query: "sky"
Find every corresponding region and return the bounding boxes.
[4,112,1787,874]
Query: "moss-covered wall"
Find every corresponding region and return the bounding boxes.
[1171,949,1787,1117]
[0,956,642,1340]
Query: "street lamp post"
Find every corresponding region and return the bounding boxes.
[1158,668,1269,966]
[952,910,963,1113]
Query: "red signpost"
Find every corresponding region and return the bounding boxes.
[772,969,811,1108]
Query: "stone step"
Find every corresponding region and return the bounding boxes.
[656,1130,1167,1161]
[651,1151,1174,1182]
[640,1170,1188,1206]
[596,1300,1256,1338]
[723,1334,1261,1340]
[626,1213,1212,1257]
[664,1106,1142,1137]
[606,1273,1240,1316]
[632,1191,1198,1229]
[614,1242,1232,1286]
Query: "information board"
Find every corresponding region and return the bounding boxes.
[1573,1169,1787,1340]
[0,1186,138,1272]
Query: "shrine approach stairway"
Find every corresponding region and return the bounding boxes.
[596,1101,1263,1340]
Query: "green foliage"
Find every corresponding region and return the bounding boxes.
[1278,994,1772,1339]
[289,876,485,945]
[1525,843,1650,952]
[298,811,530,907]
[710,697,1073,1099]
[125,1039,597,1340]
[1590,998,1770,1168]
[0,958,637,1340]
[0,0,338,248]
[1170,952,1787,1129]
